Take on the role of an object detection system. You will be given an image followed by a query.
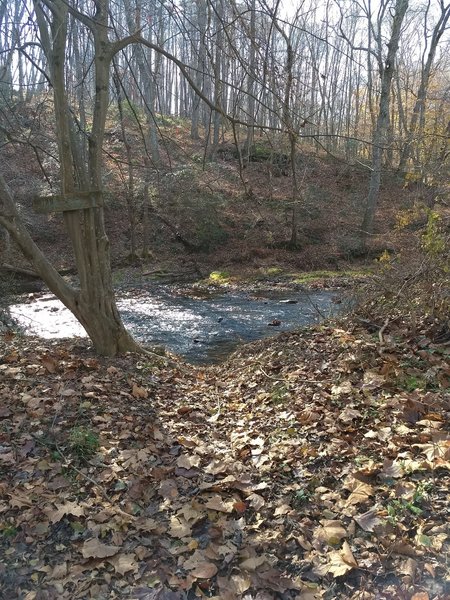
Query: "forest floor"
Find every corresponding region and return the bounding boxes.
[0,312,449,599]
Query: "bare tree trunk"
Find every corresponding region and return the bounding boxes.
[113,67,138,263]
[361,0,409,245]
[32,0,139,355]
[398,2,450,172]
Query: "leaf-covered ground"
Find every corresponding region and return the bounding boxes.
[0,322,449,599]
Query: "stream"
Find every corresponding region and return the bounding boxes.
[8,283,343,364]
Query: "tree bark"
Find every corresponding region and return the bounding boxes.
[361,0,409,245]
[31,0,140,355]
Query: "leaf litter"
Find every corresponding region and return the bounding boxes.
[0,321,449,599]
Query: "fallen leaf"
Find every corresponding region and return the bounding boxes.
[314,520,347,545]
[168,516,191,538]
[354,508,382,532]
[190,562,218,578]
[231,573,251,593]
[81,538,120,559]
[45,501,85,523]
[344,479,374,506]
[314,549,355,577]
[176,454,201,469]
[381,459,404,479]
[132,383,149,399]
[247,493,265,510]
[340,541,358,567]
[159,479,179,500]
[204,495,234,513]
[233,501,247,514]
[240,555,267,570]
[49,562,68,579]
[107,553,138,575]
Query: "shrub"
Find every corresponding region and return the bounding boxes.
[354,209,449,341]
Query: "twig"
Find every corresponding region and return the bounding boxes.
[378,317,390,348]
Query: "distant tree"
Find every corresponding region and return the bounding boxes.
[361,0,409,244]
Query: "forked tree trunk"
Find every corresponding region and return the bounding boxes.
[28,0,140,356]
[0,176,139,356]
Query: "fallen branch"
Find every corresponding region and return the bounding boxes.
[1,262,40,278]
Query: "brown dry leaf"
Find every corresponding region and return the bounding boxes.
[339,406,362,423]
[81,538,120,559]
[340,541,358,567]
[410,594,429,600]
[274,503,291,516]
[233,501,247,514]
[414,440,450,462]
[204,459,230,475]
[9,494,33,508]
[354,508,382,532]
[314,520,347,545]
[247,493,265,510]
[314,548,356,578]
[45,501,85,523]
[344,479,374,506]
[178,436,198,448]
[381,458,404,479]
[107,553,138,575]
[168,516,191,538]
[60,388,78,397]
[389,541,420,558]
[190,562,218,579]
[0,405,12,418]
[41,355,57,373]
[399,557,418,580]
[362,370,385,388]
[49,562,68,579]
[0,452,15,466]
[132,383,149,399]
[204,495,235,513]
[331,381,353,396]
[176,454,201,469]
[159,479,179,500]
[240,555,267,570]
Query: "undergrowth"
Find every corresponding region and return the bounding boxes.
[354,208,449,342]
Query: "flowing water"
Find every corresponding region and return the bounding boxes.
[8,284,342,363]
